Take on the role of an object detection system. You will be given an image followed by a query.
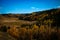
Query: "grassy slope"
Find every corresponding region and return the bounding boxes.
[0,8,60,40]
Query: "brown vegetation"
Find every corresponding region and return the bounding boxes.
[0,8,60,40]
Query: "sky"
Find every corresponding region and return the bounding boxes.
[0,0,60,14]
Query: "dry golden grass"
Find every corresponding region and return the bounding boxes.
[7,24,60,40]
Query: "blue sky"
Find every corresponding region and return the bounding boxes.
[0,0,60,13]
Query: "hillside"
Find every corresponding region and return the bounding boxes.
[0,8,60,27]
[0,8,60,40]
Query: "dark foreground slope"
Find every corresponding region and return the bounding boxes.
[0,32,17,40]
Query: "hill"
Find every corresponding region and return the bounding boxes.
[0,8,60,27]
[0,8,60,40]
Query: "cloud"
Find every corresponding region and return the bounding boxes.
[31,7,35,9]
[57,6,60,8]
[31,7,39,9]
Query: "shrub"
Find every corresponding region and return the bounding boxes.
[0,26,7,32]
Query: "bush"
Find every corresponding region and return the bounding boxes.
[0,26,7,32]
